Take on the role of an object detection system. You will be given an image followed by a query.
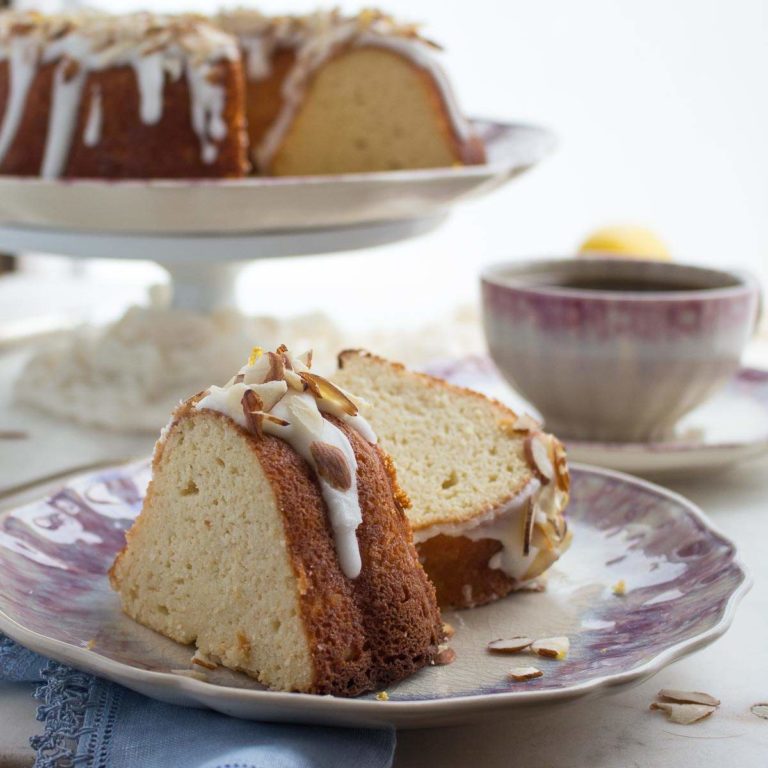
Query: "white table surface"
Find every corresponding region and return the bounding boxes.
[1,345,767,768]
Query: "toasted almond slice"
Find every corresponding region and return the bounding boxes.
[299,372,358,416]
[442,622,455,639]
[276,343,288,356]
[434,646,456,666]
[241,389,265,436]
[283,369,305,391]
[265,351,286,382]
[310,441,353,491]
[521,498,535,556]
[508,666,543,682]
[750,703,768,720]
[552,440,570,493]
[650,702,716,725]
[524,434,554,485]
[487,637,533,654]
[658,690,720,707]
[531,636,570,660]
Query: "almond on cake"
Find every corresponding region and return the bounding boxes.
[334,350,572,609]
[110,346,443,696]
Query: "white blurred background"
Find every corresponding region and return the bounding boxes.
[11,0,768,332]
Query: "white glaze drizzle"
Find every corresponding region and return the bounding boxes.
[0,35,40,164]
[41,57,86,179]
[83,85,101,146]
[240,35,273,80]
[255,17,471,172]
[195,348,376,580]
[411,477,568,582]
[186,60,227,165]
[132,51,165,124]
[0,12,238,175]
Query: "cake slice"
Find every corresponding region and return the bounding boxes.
[220,9,485,175]
[110,346,442,696]
[335,350,572,609]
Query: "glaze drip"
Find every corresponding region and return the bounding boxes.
[0,11,238,175]
[195,347,376,580]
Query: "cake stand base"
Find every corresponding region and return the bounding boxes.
[0,214,447,312]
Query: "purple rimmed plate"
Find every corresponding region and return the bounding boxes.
[428,356,768,477]
[0,460,748,728]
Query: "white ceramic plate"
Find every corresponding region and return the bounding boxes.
[0,460,748,728]
[428,357,768,477]
[0,120,552,235]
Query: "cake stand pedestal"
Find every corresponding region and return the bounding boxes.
[0,214,446,312]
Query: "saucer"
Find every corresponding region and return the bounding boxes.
[426,357,768,476]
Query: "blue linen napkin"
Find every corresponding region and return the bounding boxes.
[0,634,395,768]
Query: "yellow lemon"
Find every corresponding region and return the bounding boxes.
[578,226,671,261]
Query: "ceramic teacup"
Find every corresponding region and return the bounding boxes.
[481,258,760,442]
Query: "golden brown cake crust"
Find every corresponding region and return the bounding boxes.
[114,398,442,696]
[0,59,248,178]
[417,534,517,609]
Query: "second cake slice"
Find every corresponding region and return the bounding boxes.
[335,350,572,609]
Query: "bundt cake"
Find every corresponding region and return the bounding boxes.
[334,350,572,610]
[110,345,443,696]
[0,11,248,178]
[218,8,486,175]
[0,8,484,179]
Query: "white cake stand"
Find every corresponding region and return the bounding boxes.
[0,121,554,313]
[0,215,447,311]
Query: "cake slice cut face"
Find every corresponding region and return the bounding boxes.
[110,346,442,696]
[222,9,486,175]
[335,350,572,609]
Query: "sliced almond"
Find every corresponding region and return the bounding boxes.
[750,703,768,720]
[434,645,456,665]
[521,497,536,556]
[524,434,554,485]
[552,439,570,493]
[265,351,285,383]
[276,343,288,356]
[508,666,543,682]
[487,636,533,654]
[299,372,358,416]
[248,380,288,411]
[241,389,265,436]
[285,370,305,391]
[531,636,569,660]
[650,701,716,725]
[658,690,720,707]
[310,441,352,491]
